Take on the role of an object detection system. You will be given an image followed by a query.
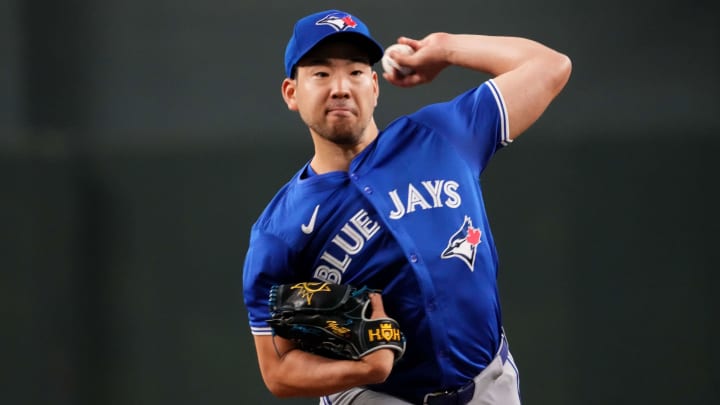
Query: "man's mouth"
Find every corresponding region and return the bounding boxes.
[326,105,354,115]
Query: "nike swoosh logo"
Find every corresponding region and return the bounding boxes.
[301,204,320,234]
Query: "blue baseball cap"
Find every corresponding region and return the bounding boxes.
[284,10,384,78]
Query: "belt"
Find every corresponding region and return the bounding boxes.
[423,380,475,405]
[423,333,509,405]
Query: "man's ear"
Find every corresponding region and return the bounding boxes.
[281,78,298,111]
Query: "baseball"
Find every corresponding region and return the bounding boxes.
[381,44,415,76]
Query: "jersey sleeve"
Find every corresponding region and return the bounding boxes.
[242,227,295,335]
[408,79,510,175]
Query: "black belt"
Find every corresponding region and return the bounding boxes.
[423,334,509,405]
[423,379,475,405]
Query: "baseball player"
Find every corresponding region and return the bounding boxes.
[242,9,571,405]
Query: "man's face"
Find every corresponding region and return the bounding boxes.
[282,40,379,146]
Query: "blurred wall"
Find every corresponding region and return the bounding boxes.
[2,1,718,405]
[3,0,718,143]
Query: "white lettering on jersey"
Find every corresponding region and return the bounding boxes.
[313,209,380,283]
[444,181,461,208]
[406,183,432,214]
[349,209,380,239]
[388,180,462,219]
[422,180,445,207]
[332,224,364,255]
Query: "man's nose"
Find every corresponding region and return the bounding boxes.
[330,75,351,98]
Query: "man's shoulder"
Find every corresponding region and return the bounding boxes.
[382,84,486,133]
[254,167,347,236]
[253,169,304,227]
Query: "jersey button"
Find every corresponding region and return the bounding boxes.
[350,173,359,181]
[363,186,373,194]
[409,253,418,263]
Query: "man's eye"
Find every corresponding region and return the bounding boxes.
[315,72,329,77]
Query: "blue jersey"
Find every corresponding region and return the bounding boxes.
[243,80,511,403]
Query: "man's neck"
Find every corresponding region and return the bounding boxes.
[309,122,379,174]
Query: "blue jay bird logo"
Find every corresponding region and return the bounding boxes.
[441,216,482,271]
[315,13,359,32]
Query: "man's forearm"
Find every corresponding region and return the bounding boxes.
[255,335,394,397]
[440,33,566,76]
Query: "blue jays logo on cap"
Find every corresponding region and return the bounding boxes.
[315,13,358,31]
[284,10,384,78]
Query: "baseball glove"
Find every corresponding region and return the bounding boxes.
[267,281,406,361]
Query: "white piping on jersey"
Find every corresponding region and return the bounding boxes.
[487,79,512,146]
[251,326,273,335]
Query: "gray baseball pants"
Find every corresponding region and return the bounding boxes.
[320,335,521,405]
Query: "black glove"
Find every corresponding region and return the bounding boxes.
[267,282,406,361]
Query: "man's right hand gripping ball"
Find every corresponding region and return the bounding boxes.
[267,282,406,361]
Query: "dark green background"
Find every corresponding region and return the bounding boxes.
[2,1,718,404]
